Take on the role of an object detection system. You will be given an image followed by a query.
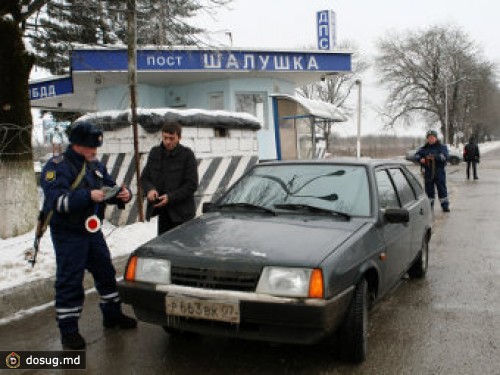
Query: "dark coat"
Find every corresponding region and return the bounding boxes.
[414,142,449,176]
[463,142,480,163]
[141,142,199,223]
[41,146,126,232]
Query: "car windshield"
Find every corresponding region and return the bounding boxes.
[217,164,371,217]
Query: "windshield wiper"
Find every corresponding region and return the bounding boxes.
[274,203,350,220]
[217,202,276,215]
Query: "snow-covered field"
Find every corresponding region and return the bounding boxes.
[1,141,499,293]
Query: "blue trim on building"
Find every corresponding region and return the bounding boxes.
[272,97,282,161]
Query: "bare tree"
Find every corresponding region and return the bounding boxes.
[297,43,369,150]
[0,0,232,238]
[375,24,498,143]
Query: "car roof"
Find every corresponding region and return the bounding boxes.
[257,157,406,169]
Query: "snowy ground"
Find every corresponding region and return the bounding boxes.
[1,141,500,293]
[0,219,157,292]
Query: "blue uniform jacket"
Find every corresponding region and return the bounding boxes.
[41,147,128,232]
[414,142,449,174]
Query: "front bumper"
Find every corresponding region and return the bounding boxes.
[118,281,354,344]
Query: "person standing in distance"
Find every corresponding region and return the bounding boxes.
[141,122,199,235]
[463,137,480,180]
[41,122,137,350]
[414,130,450,212]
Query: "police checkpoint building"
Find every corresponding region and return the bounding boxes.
[29,38,352,225]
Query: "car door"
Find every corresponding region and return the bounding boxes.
[403,167,430,259]
[375,169,412,290]
[387,168,421,268]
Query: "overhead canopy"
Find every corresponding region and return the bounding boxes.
[270,94,347,122]
[29,47,352,112]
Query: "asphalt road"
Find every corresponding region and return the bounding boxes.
[1,151,499,375]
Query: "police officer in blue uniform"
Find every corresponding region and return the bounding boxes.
[41,122,137,350]
[415,130,450,212]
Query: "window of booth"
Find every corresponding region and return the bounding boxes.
[235,92,267,129]
[209,92,224,110]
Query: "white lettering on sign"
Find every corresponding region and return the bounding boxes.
[259,55,270,70]
[307,56,319,70]
[226,53,240,69]
[318,11,329,23]
[204,53,222,68]
[318,39,329,49]
[243,55,255,69]
[274,56,290,70]
[319,24,329,38]
[293,56,304,70]
[317,9,336,50]
[29,85,57,99]
[146,55,183,67]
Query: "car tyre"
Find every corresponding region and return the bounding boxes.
[408,235,429,278]
[338,278,368,363]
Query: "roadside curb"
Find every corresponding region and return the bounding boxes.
[0,255,129,321]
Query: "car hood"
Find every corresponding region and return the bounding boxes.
[135,212,369,270]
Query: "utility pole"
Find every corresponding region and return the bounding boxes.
[127,0,144,222]
[355,79,362,159]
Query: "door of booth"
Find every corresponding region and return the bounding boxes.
[273,97,315,160]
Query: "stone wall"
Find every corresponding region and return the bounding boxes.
[99,125,259,226]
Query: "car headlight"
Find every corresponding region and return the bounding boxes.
[256,267,323,298]
[125,256,171,284]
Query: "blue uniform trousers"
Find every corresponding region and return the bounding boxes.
[424,169,449,209]
[51,228,121,335]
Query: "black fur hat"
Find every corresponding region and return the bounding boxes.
[69,122,103,147]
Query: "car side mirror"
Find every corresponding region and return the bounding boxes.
[384,208,409,224]
[202,202,213,213]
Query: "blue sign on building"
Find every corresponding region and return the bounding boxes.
[317,10,337,50]
[71,49,351,73]
[29,76,74,101]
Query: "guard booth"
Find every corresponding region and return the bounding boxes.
[271,94,347,160]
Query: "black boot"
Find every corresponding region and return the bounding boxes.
[61,332,86,350]
[103,313,137,329]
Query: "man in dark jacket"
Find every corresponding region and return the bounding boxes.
[463,137,480,180]
[141,123,199,235]
[415,130,450,212]
[41,122,137,350]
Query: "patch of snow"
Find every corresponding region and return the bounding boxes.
[0,219,157,292]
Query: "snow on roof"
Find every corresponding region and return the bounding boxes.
[270,94,348,122]
[75,108,261,133]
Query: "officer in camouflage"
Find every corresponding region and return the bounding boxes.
[41,122,137,350]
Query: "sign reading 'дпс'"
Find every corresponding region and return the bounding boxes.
[317,10,337,50]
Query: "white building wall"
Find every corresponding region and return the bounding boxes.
[95,78,296,161]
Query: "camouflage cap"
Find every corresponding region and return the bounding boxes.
[426,130,438,138]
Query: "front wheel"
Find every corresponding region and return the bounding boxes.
[338,278,368,363]
[408,235,429,278]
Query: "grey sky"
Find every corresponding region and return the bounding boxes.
[195,0,498,137]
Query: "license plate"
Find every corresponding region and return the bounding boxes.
[166,295,240,323]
